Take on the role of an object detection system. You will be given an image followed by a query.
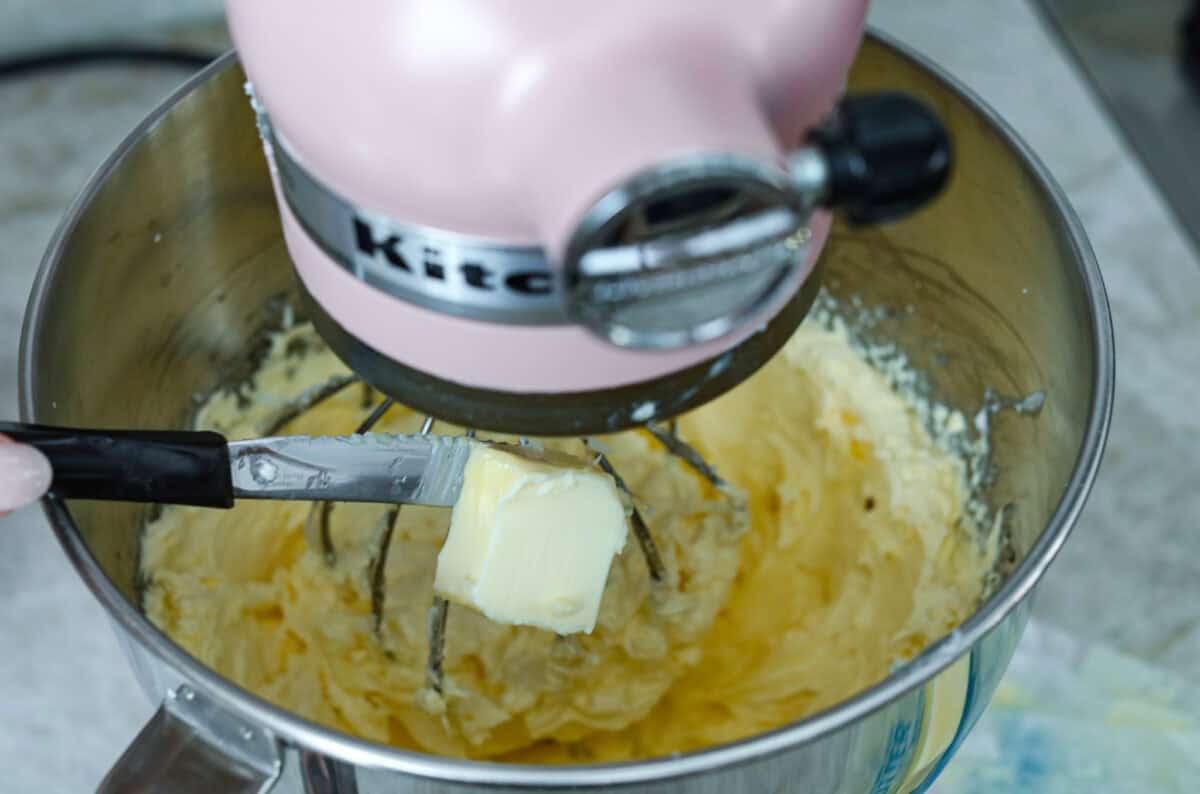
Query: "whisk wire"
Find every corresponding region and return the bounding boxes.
[304,396,397,565]
[645,423,726,487]
[368,415,436,638]
[586,441,667,584]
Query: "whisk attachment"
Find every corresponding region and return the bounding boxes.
[260,369,741,718]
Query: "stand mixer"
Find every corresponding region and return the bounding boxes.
[227,0,951,436]
[219,0,954,712]
[7,0,958,748]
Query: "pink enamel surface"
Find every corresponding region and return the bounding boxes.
[227,0,867,253]
[277,174,831,392]
[231,0,863,392]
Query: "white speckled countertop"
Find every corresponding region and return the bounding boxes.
[1,1,1198,790]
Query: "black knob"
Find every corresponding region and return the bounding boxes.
[810,92,952,225]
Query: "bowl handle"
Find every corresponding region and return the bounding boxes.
[96,684,282,794]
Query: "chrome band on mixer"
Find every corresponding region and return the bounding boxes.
[266,121,566,325]
[259,107,820,344]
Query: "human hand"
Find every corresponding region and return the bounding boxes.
[0,433,53,514]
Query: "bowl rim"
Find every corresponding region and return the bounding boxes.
[19,29,1114,788]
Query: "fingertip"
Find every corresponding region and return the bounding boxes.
[0,440,53,512]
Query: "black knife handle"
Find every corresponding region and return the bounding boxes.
[0,422,233,508]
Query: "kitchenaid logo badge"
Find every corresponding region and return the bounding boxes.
[352,217,554,298]
[586,237,796,304]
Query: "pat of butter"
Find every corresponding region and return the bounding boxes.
[434,444,628,635]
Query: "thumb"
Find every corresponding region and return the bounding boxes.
[0,434,53,513]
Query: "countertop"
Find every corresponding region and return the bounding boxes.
[2,1,1198,790]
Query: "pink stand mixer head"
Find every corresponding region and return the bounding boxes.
[226,0,951,434]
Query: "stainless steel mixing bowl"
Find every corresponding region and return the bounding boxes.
[19,32,1112,794]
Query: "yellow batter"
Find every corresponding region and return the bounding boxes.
[141,315,994,763]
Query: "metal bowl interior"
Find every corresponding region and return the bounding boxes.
[20,33,1112,789]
